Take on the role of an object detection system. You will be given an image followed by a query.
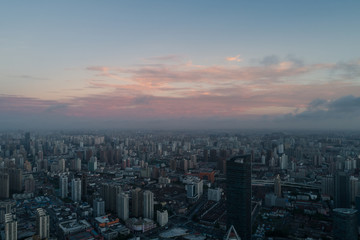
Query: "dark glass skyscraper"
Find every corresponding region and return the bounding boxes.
[333,208,358,240]
[335,172,350,208]
[226,155,252,240]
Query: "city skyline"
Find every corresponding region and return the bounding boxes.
[1,1,360,130]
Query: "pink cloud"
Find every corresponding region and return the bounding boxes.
[226,55,243,62]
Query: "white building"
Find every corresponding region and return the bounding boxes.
[156,210,168,227]
[93,198,105,217]
[117,192,129,221]
[143,190,154,219]
[71,178,82,202]
[58,158,66,172]
[4,213,17,240]
[59,175,68,199]
[280,154,288,170]
[75,158,81,171]
[185,178,203,202]
[36,208,50,240]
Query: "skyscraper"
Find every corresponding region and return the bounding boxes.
[71,178,82,202]
[143,190,154,219]
[0,172,9,199]
[226,155,252,240]
[349,176,359,203]
[59,175,68,199]
[36,208,50,240]
[335,172,350,208]
[333,208,358,240]
[101,183,121,212]
[4,213,17,240]
[117,192,129,221]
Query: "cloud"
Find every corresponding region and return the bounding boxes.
[1,56,360,130]
[226,55,243,62]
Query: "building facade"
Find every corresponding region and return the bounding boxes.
[71,178,82,202]
[226,155,252,240]
[36,208,50,240]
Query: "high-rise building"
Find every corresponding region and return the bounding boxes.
[349,176,359,203]
[226,155,252,240]
[333,208,358,240]
[81,174,88,202]
[59,175,68,199]
[131,188,143,217]
[71,178,82,202]
[24,174,35,193]
[0,172,9,199]
[143,190,154,219]
[335,172,350,208]
[88,156,97,172]
[1,168,22,193]
[75,158,81,171]
[101,183,121,212]
[4,213,17,240]
[58,159,66,172]
[321,175,334,197]
[36,208,50,240]
[117,192,129,221]
[0,201,13,224]
[274,174,281,197]
[93,198,105,217]
[356,195,360,226]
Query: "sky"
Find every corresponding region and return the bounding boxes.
[1,1,360,130]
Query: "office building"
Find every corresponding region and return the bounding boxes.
[101,183,121,212]
[4,213,17,240]
[321,175,334,197]
[117,192,129,221]
[59,175,68,199]
[226,155,252,240]
[81,174,88,201]
[36,208,50,240]
[356,195,360,225]
[143,190,154,219]
[131,188,143,217]
[333,208,358,240]
[0,172,9,199]
[24,174,35,193]
[71,178,82,202]
[349,176,359,203]
[88,156,97,172]
[93,198,105,217]
[1,168,22,193]
[335,172,350,208]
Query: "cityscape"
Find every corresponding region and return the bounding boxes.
[1,130,360,239]
[1,1,360,240]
